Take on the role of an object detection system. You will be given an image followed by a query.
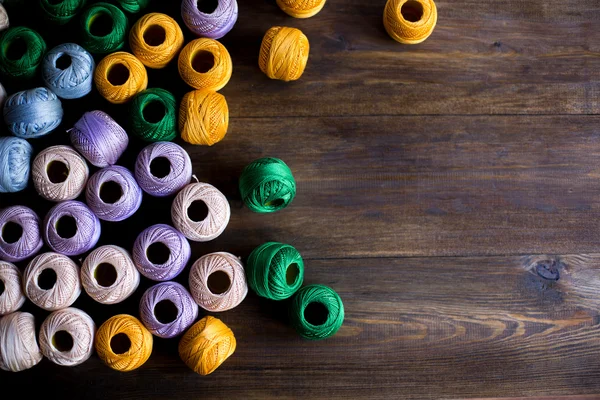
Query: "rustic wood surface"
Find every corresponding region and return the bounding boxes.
[1,0,600,398]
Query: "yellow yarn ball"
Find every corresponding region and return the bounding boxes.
[178,316,236,376]
[259,26,309,82]
[94,52,148,104]
[178,38,232,91]
[276,0,327,18]
[130,13,184,69]
[383,0,437,44]
[95,314,153,372]
[179,89,229,146]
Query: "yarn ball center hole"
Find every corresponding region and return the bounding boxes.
[286,263,300,286]
[0,280,5,296]
[143,24,166,47]
[107,63,130,86]
[55,54,72,70]
[89,13,114,37]
[401,0,424,22]
[56,215,77,239]
[149,157,171,178]
[265,198,285,208]
[52,330,74,352]
[146,242,171,265]
[191,51,215,73]
[304,302,329,326]
[38,268,58,290]
[187,200,209,222]
[2,221,23,244]
[47,160,70,184]
[6,37,27,61]
[99,181,123,204]
[207,270,231,295]
[154,299,179,324]
[94,263,117,287]
[110,333,131,354]
[197,0,219,14]
[142,100,166,124]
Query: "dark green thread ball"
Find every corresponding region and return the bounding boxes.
[289,285,344,340]
[80,3,128,54]
[247,242,304,300]
[239,157,296,213]
[130,88,178,142]
[0,27,46,79]
[39,0,87,25]
[116,0,149,13]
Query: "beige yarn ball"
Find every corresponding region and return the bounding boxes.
[189,252,248,312]
[32,145,89,202]
[23,252,81,311]
[0,312,43,372]
[171,183,230,242]
[39,307,96,366]
[81,245,140,304]
[0,261,25,315]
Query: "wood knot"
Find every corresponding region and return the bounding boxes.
[534,259,561,281]
[493,41,502,48]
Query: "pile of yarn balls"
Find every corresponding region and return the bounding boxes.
[0,0,396,375]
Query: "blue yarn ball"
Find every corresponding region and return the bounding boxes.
[42,43,95,100]
[4,87,63,138]
[0,136,33,193]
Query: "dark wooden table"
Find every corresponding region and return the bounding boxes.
[2,0,600,398]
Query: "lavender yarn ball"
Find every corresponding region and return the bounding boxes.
[4,87,63,139]
[86,165,142,222]
[139,282,198,338]
[135,142,192,197]
[132,224,191,281]
[43,200,101,256]
[69,110,129,167]
[0,206,43,262]
[181,0,238,39]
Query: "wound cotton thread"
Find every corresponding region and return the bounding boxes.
[40,0,87,25]
[239,157,296,213]
[130,88,178,142]
[86,165,142,222]
[39,307,96,366]
[43,200,101,256]
[42,43,95,99]
[94,51,148,104]
[384,0,437,44]
[0,206,43,262]
[69,110,129,168]
[4,87,64,139]
[276,0,327,18]
[181,0,238,39]
[135,142,192,197]
[130,13,184,69]
[0,312,43,372]
[0,137,32,193]
[32,145,89,202]
[289,284,344,340]
[189,252,248,312]
[178,38,232,91]
[81,245,140,305]
[95,314,153,372]
[178,316,235,375]
[133,224,191,282]
[259,26,309,82]
[139,282,198,338]
[0,261,26,315]
[80,2,128,54]
[179,89,229,146]
[0,4,8,31]
[171,182,231,242]
[117,0,149,13]
[23,252,82,311]
[246,242,304,300]
[0,82,7,108]
[0,27,46,79]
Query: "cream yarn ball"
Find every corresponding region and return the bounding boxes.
[32,145,89,201]
[0,261,25,315]
[0,312,43,372]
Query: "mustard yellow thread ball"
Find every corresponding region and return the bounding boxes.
[94,52,148,104]
[383,0,437,44]
[259,26,309,82]
[130,13,184,69]
[179,89,229,146]
[276,0,327,18]
[178,38,232,91]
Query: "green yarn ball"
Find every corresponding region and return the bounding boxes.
[80,2,128,54]
[0,27,46,79]
[289,285,344,340]
[247,242,304,300]
[116,0,149,13]
[239,157,296,213]
[39,0,87,24]
[130,88,178,142]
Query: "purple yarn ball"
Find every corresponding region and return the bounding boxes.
[0,206,43,262]
[86,165,142,222]
[132,224,191,281]
[181,0,238,39]
[43,201,101,256]
[139,282,198,338]
[135,142,192,197]
[69,110,129,168]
